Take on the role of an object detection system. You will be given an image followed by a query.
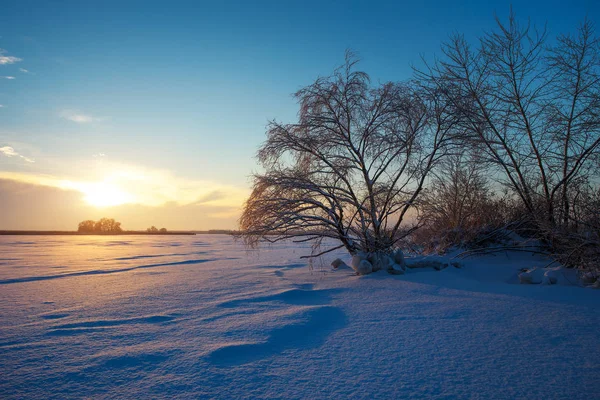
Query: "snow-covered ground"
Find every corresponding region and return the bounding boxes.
[0,235,598,399]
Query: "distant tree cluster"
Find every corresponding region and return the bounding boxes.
[78,218,123,233]
[147,226,167,233]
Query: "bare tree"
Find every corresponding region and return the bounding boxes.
[78,220,96,233]
[415,152,522,252]
[422,153,492,229]
[546,20,600,228]
[239,53,455,259]
[417,11,600,234]
[98,218,122,233]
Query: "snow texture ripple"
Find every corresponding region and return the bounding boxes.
[0,235,598,399]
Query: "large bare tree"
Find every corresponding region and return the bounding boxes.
[417,11,600,233]
[239,53,455,258]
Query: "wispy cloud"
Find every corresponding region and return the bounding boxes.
[66,114,95,123]
[194,190,228,205]
[60,110,102,123]
[0,105,4,108]
[20,155,35,163]
[0,146,18,157]
[0,49,22,65]
[1,76,16,80]
[19,68,29,73]
[0,146,35,163]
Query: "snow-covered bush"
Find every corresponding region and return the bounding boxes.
[412,154,520,253]
[548,185,600,276]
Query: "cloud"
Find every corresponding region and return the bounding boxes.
[1,76,15,80]
[0,146,35,163]
[19,68,29,73]
[0,105,4,108]
[0,162,249,210]
[68,115,94,123]
[194,190,228,205]
[0,49,22,65]
[0,146,18,157]
[20,156,35,163]
[60,110,102,123]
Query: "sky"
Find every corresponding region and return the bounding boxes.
[0,0,598,230]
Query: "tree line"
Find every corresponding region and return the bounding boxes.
[147,226,168,233]
[77,219,168,234]
[239,11,600,275]
[78,218,123,233]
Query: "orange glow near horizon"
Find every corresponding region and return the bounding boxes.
[0,165,249,207]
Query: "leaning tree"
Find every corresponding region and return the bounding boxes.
[239,53,456,259]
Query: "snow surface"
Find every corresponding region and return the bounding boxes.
[0,235,599,399]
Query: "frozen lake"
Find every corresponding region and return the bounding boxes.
[1,235,599,399]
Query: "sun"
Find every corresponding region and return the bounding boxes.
[80,182,132,207]
[58,179,135,207]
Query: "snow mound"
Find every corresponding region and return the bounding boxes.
[518,267,577,286]
[207,306,347,367]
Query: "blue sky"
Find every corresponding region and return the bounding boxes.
[0,0,598,229]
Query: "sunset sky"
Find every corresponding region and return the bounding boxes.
[0,0,597,230]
